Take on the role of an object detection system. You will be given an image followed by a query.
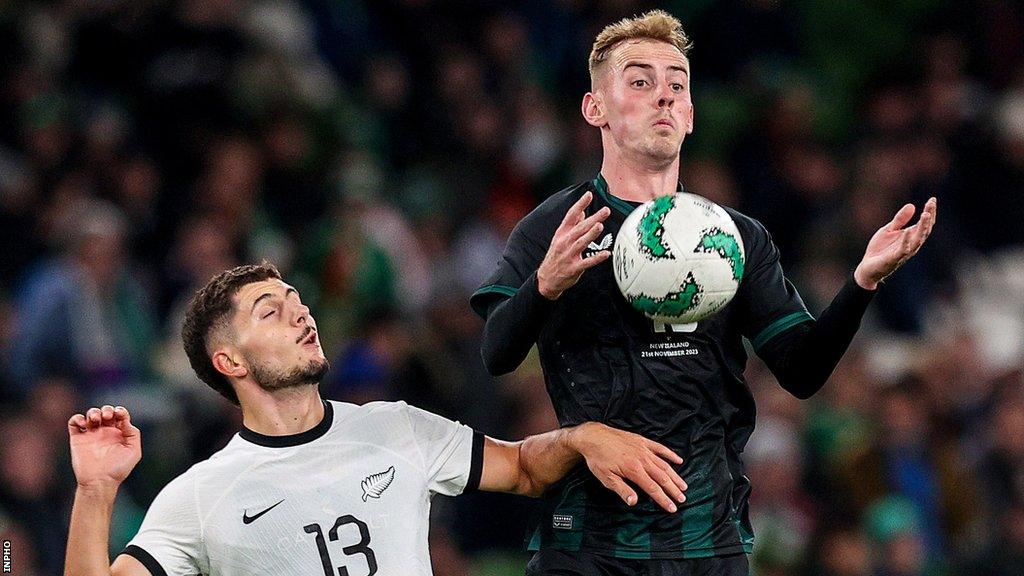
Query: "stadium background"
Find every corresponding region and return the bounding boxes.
[1,0,1023,574]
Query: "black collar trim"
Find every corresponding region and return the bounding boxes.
[239,400,333,448]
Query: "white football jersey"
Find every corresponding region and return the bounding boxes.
[123,400,482,576]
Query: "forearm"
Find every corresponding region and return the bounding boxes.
[762,277,876,399]
[480,271,554,375]
[65,484,119,576]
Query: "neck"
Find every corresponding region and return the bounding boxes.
[599,146,680,202]
[239,386,325,436]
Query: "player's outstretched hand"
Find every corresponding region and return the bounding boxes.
[537,191,612,300]
[854,197,937,290]
[570,422,687,513]
[68,405,142,490]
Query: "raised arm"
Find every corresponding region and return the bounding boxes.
[477,422,687,513]
[479,191,610,375]
[65,405,151,576]
[760,198,937,398]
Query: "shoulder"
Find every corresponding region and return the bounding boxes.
[334,399,410,420]
[722,205,774,253]
[147,461,203,506]
[324,399,423,437]
[347,400,459,428]
[722,206,768,238]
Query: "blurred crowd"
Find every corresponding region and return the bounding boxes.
[0,0,1022,575]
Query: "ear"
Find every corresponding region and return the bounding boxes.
[582,92,606,128]
[212,348,248,380]
[685,104,694,135]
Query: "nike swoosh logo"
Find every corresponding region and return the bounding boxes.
[243,499,285,524]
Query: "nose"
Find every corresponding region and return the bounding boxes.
[657,83,675,109]
[291,302,310,326]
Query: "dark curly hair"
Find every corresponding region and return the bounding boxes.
[181,262,282,405]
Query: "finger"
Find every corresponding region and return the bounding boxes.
[911,199,937,246]
[577,250,611,271]
[68,414,87,433]
[568,206,611,240]
[113,405,129,421]
[888,203,916,231]
[903,221,927,256]
[922,198,937,234]
[646,444,687,495]
[86,407,102,426]
[113,406,138,436]
[646,440,684,465]
[901,226,914,254]
[113,403,131,422]
[647,457,686,497]
[570,222,606,254]
[660,463,687,498]
[600,474,638,507]
[626,468,677,513]
[646,460,686,504]
[558,191,593,232]
[101,405,115,422]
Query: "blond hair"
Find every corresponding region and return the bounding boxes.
[589,10,692,83]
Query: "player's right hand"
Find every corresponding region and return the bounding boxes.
[68,405,142,490]
[537,191,612,300]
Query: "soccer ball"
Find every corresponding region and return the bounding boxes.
[612,193,746,324]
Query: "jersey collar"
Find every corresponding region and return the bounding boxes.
[239,400,333,448]
[592,173,686,217]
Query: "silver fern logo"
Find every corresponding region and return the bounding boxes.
[361,466,395,501]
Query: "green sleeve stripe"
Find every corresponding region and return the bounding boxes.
[472,284,518,298]
[469,284,519,318]
[751,311,814,351]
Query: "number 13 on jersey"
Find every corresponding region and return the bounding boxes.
[304,515,377,576]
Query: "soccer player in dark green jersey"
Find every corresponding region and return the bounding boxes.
[471,10,937,576]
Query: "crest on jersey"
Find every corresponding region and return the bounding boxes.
[584,233,614,258]
[361,466,395,501]
[587,233,613,252]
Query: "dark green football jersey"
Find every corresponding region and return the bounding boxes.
[471,175,813,559]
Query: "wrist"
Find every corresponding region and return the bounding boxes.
[76,481,121,501]
[853,265,879,291]
[536,269,561,300]
[565,422,603,454]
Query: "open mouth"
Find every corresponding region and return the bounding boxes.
[298,328,318,346]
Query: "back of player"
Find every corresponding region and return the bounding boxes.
[124,400,481,575]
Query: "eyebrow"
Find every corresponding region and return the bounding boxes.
[251,287,297,313]
[623,62,689,75]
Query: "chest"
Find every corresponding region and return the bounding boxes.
[550,222,742,352]
[201,445,430,575]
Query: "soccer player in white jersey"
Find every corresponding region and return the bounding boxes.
[65,262,688,576]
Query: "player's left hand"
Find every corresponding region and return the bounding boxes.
[854,197,937,290]
[569,422,687,512]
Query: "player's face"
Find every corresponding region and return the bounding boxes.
[597,40,693,164]
[231,279,328,391]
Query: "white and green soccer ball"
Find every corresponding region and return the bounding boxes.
[612,193,746,324]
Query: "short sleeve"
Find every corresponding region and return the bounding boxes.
[122,469,205,576]
[732,213,814,353]
[470,218,550,318]
[402,403,483,496]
